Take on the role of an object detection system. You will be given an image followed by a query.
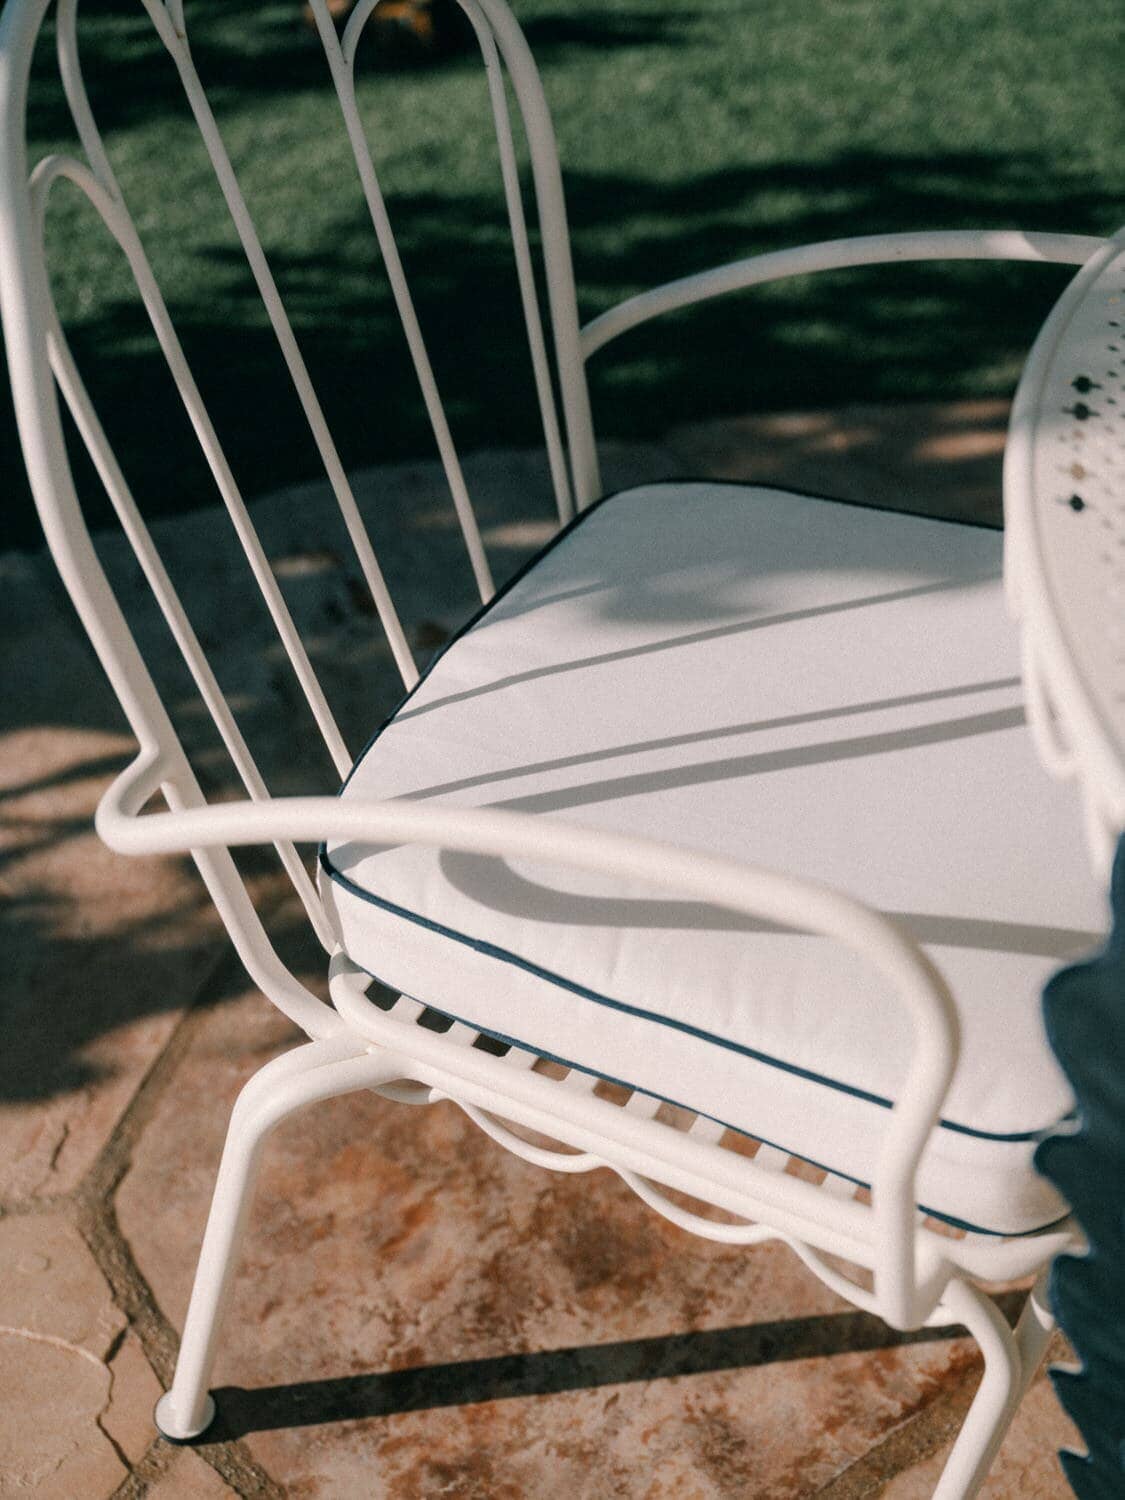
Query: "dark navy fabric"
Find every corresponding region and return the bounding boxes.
[1036,835,1125,1499]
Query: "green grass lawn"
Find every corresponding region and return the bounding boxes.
[4,0,1122,547]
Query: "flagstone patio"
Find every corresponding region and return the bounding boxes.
[1,402,1082,1498]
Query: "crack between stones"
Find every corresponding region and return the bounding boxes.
[96,1322,133,1476]
[0,1319,136,1487]
[93,1323,135,1476]
[95,1370,133,1480]
[105,1436,179,1499]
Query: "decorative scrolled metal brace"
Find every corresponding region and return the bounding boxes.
[1035,834,1125,1500]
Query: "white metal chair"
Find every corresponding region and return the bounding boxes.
[0,2,1113,1494]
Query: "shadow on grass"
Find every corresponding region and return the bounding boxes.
[23,0,701,142]
[4,145,1111,551]
[5,0,1117,548]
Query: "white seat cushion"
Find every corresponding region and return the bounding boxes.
[322,483,1108,1236]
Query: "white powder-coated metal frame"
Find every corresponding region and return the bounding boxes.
[0,1,1109,1493]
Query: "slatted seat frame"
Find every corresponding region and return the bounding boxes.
[0,1,1109,1494]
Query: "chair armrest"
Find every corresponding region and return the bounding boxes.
[98,747,958,1326]
[580,228,1106,361]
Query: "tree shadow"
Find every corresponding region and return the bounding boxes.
[0,872,301,1104]
[23,0,703,144]
[0,439,592,1108]
[4,145,1113,551]
[519,9,700,55]
[6,0,1119,551]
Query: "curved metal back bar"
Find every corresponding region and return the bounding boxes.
[0,0,597,974]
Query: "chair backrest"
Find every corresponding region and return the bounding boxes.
[0,0,598,988]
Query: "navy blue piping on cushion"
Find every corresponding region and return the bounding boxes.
[321,480,1060,1179]
[319,855,1066,1149]
[336,944,1072,1241]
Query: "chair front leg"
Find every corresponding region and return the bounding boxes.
[154,1032,403,1441]
[930,1277,1031,1500]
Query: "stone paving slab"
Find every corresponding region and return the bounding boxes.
[1,406,1084,1496]
[0,1215,161,1498]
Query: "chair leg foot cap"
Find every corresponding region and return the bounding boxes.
[154,1391,216,1443]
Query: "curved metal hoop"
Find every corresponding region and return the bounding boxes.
[337,0,575,526]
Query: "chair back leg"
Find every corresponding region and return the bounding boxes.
[930,1276,1045,1500]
